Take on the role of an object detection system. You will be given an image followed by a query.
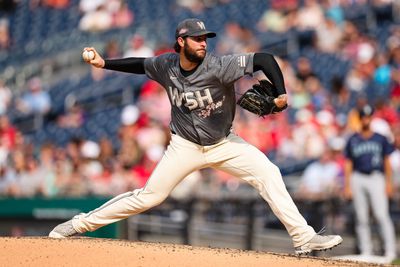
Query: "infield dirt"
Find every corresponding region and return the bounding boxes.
[0,237,390,266]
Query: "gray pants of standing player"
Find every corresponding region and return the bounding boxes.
[351,171,397,257]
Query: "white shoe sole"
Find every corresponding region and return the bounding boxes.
[48,231,66,238]
[296,236,343,255]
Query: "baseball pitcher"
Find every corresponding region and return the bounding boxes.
[49,18,343,254]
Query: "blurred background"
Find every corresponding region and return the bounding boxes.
[0,0,399,259]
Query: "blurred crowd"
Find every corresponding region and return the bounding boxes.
[0,0,399,211]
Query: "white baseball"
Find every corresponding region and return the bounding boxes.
[82,50,95,61]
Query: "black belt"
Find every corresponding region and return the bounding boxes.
[170,130,231,143]
[357,170,377,175]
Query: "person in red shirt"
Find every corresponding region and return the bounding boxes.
[0,115,16,150]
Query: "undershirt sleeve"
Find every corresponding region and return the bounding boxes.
[253,53,286,95]
[103,58,146,74]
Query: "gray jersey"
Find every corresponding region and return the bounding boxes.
[144,52,254,145]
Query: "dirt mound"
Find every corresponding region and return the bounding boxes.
[0,237,383,267]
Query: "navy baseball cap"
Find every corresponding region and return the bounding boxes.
[359,104,374,118]
[175,18,216,39]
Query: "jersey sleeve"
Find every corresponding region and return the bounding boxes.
[344,137,353,159]
[382,135,395,156]
[216,53,254,85]
[143,53,174,83]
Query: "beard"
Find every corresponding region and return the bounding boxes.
[183,43,206,63]
[361,123,370,132]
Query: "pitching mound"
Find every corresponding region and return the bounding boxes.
[0,237,383,266]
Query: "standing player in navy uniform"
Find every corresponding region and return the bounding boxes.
[49,18,342,254]
[344,104,396,261]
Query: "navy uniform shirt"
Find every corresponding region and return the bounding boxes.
[344,132,394,174]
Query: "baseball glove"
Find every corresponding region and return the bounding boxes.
[237,79,287,117]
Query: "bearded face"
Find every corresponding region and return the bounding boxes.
[183,37,207,63]
[360,116,372,132]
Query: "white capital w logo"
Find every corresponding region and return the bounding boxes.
[196,21,205,30]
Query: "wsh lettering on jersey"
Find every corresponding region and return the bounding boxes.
[168,87,213,110]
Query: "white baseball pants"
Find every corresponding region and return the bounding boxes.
[72,133,316,247]
[351,171,396,257]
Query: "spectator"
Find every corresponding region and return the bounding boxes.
[330,76,354,115]
[235,117,274,154]
[79,0,105,13]
[341,21,363,61]
[294,147,342,230]
[390,47,400,93]
[0,79,12,115]
[276,125,303,160]
[315,17,343,53]
[373,52,392,88]
[345,64,368,92]
[131,144,164,188]
[0,164,15,196]
[16,77,51,115]
[387,25,400,53]
[79,4,113,32]
[104,39,122,59]
[65,137,83,167]
[289,82,311,111]
[118,105,143,168]
[0,121,15,196]
[0,115,17,150]
[112,1,134,29]
[295,148,342,201]
[175,0,205,14]
[0,18,11,50]
[304,76,328,111]
[42,0,70,9]
[328,136,347,188]
[346,94,369,133]
[138,80,170,126]
[57,102,85,129]
[316,109,338,141]
[123,34,154,58]
[51,146,74,196]
[37,143,58,197]
[293,0,324,48]
[108,160,136,195]
[292,108,325,158]
[391,83,400,116]
[216,22,258,54]
[294,0,324,32]
[295,57,317,82]
[321,0,345,27]
[257,2,294,33]
[80,140,102,178]
[60,164,90,197]
[373,98,399,127]
[135,118,169,152]
[9,152,43,197]
[0,135,8,167]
